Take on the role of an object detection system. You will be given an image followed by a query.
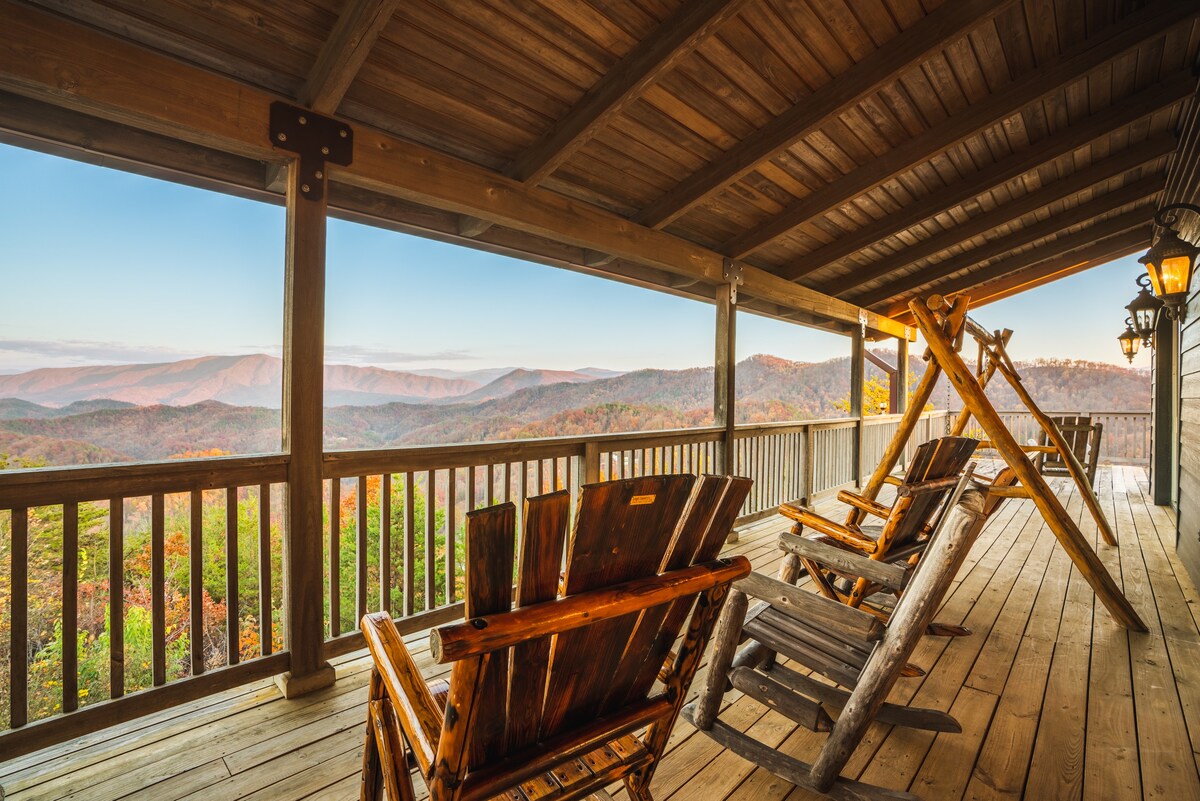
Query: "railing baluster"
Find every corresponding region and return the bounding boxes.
[10,507,28,727]
[63,501,78,713]
[537,458,545,495]
[226,488,239,667]
[486,463,495,506]
[425,470,436,611]
[356,476,368,624]
[189,491,203,676]
[110,499,124,697]
[467,465,476,512]
[504,462,512,503]
[328,479,340,637]
[446,467,456,604]
[404,472,415,617]
[258,484,272,657]
[381,473,392,615]
[151,493,166,685]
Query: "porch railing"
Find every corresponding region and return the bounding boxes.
[3,406,1154,755]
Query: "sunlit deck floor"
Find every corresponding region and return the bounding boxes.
[3,465,1200,801]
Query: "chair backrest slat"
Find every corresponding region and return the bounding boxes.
[538,474,697,739]
[504,490,570,755]
[886,437,977,546]
[463,503,516,769]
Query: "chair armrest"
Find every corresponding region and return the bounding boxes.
[835,490,891,521]
[779,503,877,552]
[777,531,909,591]
[361,611,442,776]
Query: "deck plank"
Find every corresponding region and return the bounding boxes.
[3,469,1199,801]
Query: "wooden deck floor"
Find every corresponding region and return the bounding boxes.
[2,465,1199,801]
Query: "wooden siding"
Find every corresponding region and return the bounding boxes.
[2,465,1198,800]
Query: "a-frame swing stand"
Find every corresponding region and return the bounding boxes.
[855,295,1146,632]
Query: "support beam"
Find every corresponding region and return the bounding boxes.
[0,1,908,339]
[720,2,1198,259]
[832,138,1174,298]
[715,283,737,476]
[507,0,750,185]
[852,179,1163,308]
[633,0,1016,229]
[886,226,1152,319]
[895,338,909,416]
[1152,314,1179,506]
[780,74,1194,281]
[850,328,866,485]
[277,154,336,698]
[299,0,399,114]
[910,301,1146,632]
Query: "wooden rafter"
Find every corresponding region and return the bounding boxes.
[632,0,1017,229]
[946,230,1152,310]
[779,73,1194,282]
[849,177,1163,307]
[885,225,1153,320]
[0,1,909,339]
[824,138,1174,297]
[299,0,399,114]
[506,0,750,185]
[720,2,1199,261]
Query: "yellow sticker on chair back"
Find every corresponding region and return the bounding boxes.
[630,494,657,506]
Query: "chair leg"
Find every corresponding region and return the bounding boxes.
[623,775,655,801]
[361,707,382,801]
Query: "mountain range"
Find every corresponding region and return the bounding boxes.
[0,352,1150,467]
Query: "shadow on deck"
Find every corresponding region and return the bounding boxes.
[1,465,1197,800]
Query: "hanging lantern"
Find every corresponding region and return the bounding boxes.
[1126,274,1163,348]
[1138,203,1200,320]
[1118,317,1140,363]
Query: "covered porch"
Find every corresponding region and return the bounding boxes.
[2,1,1200,799]
[2,465,1197,800]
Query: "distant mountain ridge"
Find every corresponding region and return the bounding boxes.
[0,355,623,408]
[0,352,1150,467]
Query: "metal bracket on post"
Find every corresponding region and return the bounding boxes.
[268,102,354,202]
[723,259,744,305]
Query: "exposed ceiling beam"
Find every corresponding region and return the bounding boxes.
[0,1,910,340]
[720,1,1198,260]
[963,232,1150,309]
[507,0,750,185]
[780,73,1194,281]
[848,173,1164,307]
[299,0,399,114]
[884,218,1154,319]
[632,0,1018,229]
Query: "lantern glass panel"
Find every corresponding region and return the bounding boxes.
[1159,254,1193,296]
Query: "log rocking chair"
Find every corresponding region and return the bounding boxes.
[776,436,987,636]
[359,473,752,801]
[685,471,990,801]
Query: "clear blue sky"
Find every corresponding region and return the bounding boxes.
[1,142,1154,375]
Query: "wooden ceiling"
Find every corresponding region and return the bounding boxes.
[1,0,1198,337]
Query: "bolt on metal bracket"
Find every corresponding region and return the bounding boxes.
[268,102,354,202]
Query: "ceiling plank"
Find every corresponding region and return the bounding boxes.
[720,2,1198,260]
[883,218,1154,319]
[506,0,751,185]
[963,234,1150,309]
[861,199,1156,308]
[838,151,1171,301]
[0,0,909,339]
[632,0,1018,229]
[299,0,400,114]
[780,73,1194,281]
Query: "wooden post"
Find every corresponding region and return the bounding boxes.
[1152,314,1178,507]
[910,301,1146,632]
[276,147,336,698]
[714,279,736,476]
[894,337,908,416]
[850,328,865,486]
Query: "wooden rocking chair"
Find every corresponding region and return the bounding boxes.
[684,472,989,801]
[776,437,979,627]
[359,473,753,801]
[1033,415,1103,488]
